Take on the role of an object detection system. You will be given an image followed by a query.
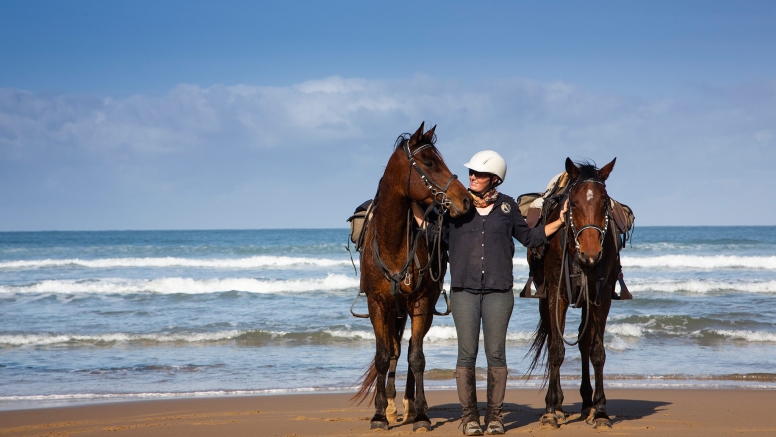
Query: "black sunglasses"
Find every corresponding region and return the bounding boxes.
[468,169,491,178]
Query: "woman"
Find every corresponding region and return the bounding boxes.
[413,150,566,435]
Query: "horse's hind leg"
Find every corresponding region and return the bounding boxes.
[407,312,433,431]
[369,306,394,430]
[578,307,595,422]
[589,306,612,429]
[541,296,567,429]
[387,314,407,423]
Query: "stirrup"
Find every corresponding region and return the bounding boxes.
[613,271,633,300]
[519,276,545,298]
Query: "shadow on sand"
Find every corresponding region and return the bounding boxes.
[423,398,671,431]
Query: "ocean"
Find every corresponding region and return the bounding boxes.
[1,227,775,410]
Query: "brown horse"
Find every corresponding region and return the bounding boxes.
[528,158,620,430]
[352,123,471,431]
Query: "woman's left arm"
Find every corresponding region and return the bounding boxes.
[543,199,568,237]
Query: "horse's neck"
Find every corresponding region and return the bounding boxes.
[372,188,412,257]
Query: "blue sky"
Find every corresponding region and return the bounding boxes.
[1,0,775,229]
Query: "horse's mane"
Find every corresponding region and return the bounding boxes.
[393,132,437,150]
[373,132,440,207]
[573,159,599,181]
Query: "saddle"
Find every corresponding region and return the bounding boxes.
[347,199,374,252]
[518,173,634,302]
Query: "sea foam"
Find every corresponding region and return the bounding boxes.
[620,255,776,270]
[0,330,249,346]
[713,330,776,343]
[0,255,354,270]
[606,323,646,338]
[0,274,359,295]
[628,280,776,294]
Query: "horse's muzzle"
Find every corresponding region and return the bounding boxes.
[578,250,602,271]
[448,196,471,218]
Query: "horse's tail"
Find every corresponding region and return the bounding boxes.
[350,310,408,406]
[526,314,549,382]
[351,358,378,405]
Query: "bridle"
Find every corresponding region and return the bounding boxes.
[358,138,459,318]
[403,141,458,213]
[555,177,612,346]
[567,179,610,255]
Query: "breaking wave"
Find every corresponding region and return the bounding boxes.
[0,274,359,295]
[0,327,541,347]
[707,329,776,343]
[628,279,776,294]
[0,255,354,270]
[620,255,776,270]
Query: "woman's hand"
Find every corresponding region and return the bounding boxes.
[543,199,569,237]
[559,199,569,224]
[410,203,427,229]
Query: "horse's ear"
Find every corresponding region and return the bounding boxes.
[410,122,425,145]
[598,158,616,181]
[424,124,436,141]
[565,157,579,180]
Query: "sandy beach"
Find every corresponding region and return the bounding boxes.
[2,388,775,436]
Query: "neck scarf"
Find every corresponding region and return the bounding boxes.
[470,188,499,208]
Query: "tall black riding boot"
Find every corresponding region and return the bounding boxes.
[484,367,507,434]
[455,367,482,436]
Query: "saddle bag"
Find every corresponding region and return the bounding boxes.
[347,199,374,251]
[516,192,542,218]
[609,199,635,234]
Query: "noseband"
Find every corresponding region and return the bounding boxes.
[403,141,457,212]
[363,140,458,319]
[566,179,610,255]
[555,178,611,346]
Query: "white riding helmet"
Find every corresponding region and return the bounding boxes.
[464,150,507,184]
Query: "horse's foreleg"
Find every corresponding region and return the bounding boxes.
[407,311,433,431]
[590,307,612,429]
[386,356,399,423]
[578,306,594,421]
[541,297,567,430]
[402,341,417,424]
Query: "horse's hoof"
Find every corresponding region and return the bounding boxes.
[413,420,432,432]
[403,397,417,424]
[592,417,612,429]
[555,410,568,422]
[370,420,389,430]
[580,408,594,423]
[540,413,560,429]
[387,399,399,423]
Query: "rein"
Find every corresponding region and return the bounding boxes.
[555,178,611,346]
[403,141,458,210]
[352,139,457,319]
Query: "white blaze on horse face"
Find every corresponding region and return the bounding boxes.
[586,189,594,201]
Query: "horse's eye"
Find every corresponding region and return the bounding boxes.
[424,161,433,168]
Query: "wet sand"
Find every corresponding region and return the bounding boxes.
[2,388,775,436]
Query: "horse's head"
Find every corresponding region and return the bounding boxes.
[395,123,471,217]
[564,157,616,270]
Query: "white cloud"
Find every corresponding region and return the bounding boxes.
[0,75,774,229]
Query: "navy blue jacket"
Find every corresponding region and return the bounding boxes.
[443,193,548,292]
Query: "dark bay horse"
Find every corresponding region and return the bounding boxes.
[353,123,471,431]
[528,158,619,430]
